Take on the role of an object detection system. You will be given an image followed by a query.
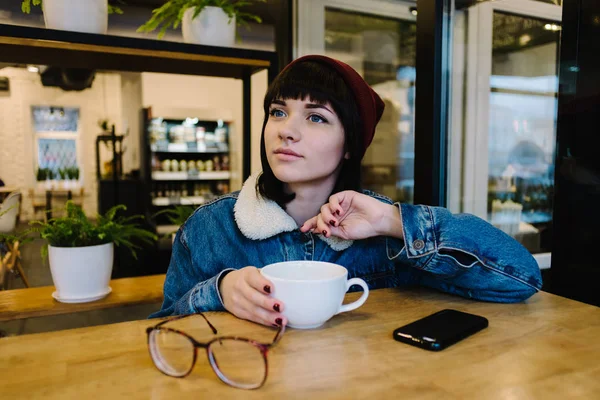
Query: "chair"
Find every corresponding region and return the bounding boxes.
[0,191,21,233]
[0,192,29,289]
[1,241,30,289]
[0,249,11,289]
[28,189,48,221]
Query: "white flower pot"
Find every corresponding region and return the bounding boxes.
[48,242,114,303]
[43,0,108,34]
[182,6,236,47]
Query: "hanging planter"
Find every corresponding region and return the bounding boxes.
[138,0,265,47]
[21,0,123,35]
[181,6,235,46]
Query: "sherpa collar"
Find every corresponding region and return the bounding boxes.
[233,173,353,251]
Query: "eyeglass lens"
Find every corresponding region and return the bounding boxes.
[208,338,267,388]
[149,329,195,377]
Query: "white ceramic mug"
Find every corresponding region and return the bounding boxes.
[260,261,369,329]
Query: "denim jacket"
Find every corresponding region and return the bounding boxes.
[150,174,542,318]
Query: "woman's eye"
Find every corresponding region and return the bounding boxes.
[309,114,327,123]
[270,109,285,118]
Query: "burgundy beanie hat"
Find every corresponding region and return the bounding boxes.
[281,55,385,159]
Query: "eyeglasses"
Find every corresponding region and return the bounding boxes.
[146,313,285,390]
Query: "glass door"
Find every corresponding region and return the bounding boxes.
[450,0,561,261]
[297,0,417,203]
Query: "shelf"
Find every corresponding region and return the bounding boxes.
[153,150,228,155]
[152,171,230,181]
[152,196,206,206]
[156,225,179,236]
[0,24,276,79]
[152,149,228,155]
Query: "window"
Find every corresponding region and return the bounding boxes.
[32,106,81,180]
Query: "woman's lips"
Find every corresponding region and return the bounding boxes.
[274,148,303,160]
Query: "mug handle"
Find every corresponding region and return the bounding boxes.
[336,278,369,314]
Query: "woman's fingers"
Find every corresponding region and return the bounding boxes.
[300,216,318,232]
[328,193,345,217]
[316,213,332,238]
[320,203,337,229]
[242,268,286,325]
[244,266,273,295]
[222,267,286,327]
[241,277,284,313]
[240,301,287,327]
[302,193,350,233]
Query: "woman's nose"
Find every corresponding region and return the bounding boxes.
[278,119,300,142]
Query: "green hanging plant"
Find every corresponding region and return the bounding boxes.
[137,0,265,39]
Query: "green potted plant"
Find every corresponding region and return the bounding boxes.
[21,0,123,35]
[137,0,265,47]
[153,205,195,240]
[25,201,157,303]
[57,167,67,188]
[46,168,55,190]
[68,166,81,189]
[35,167,46,182]
[35,168,47,190]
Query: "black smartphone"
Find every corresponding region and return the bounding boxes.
[393,309,488,351]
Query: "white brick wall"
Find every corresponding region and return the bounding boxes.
[0,68,123,220]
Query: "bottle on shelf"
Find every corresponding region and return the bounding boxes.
[179,160,188,172]
[221,155,230,171]
[213,155,221,171]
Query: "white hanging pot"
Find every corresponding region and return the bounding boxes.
[43,0,108,34]
[181,6,236,47]
[48,242,114,303]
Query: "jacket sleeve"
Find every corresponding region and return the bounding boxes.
[148,227,234,318]
[387,203,542,303]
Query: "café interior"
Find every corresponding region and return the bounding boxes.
[1,0,599,398]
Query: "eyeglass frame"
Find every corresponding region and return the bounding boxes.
[145,312,286,390]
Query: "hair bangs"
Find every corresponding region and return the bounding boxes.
[263,61,352,113]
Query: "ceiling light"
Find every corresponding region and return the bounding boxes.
[519,34,531,46]
[27,65,39,73]
[544,24,552,30]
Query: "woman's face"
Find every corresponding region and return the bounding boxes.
[264,97,348,187]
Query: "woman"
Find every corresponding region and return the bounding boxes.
[150,55,542,327]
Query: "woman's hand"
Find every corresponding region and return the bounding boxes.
[219,267,287,327]
[300,191,403,240]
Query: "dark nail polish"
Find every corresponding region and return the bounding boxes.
[336,210,340,215]
[273,303,280,312]
[322,230,327,236]
[263,285,271,294]
[275,318,283,325]
[329,220,336,226]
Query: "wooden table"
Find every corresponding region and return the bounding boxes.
[0,274,165,322]
[0,288,599,399]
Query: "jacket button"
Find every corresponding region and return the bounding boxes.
[412,239,425,250]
